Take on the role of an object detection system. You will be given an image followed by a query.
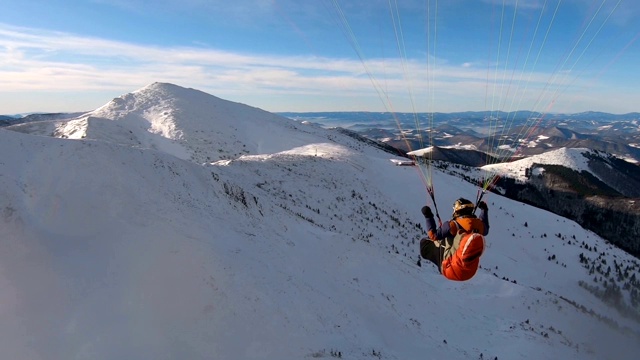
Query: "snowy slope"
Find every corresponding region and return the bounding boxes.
[1,84,639,360]
[481,147,596,181]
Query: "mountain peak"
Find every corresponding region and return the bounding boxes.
[94,82,212,117]
[136,81,182,91]
[131,82,209,100]
[65,83,338,164]
[3,83,346,164]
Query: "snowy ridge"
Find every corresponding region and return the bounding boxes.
[1,84,639,360]
[482,147,596,181]
[407,144,478,157]
[408,146,435,156]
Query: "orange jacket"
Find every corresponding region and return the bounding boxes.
[425,215,488,281]
[450,216,485,236]
[426,215,487,240]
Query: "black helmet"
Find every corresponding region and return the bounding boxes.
[452,198,474,217]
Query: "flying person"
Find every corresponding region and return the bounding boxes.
[420,198,489,281]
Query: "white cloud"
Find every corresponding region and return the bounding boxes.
[0,22,633,114]
[0,24,453,91]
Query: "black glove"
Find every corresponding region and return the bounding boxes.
[478,201,488,211]
[421,205,434,218]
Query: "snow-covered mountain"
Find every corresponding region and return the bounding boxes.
[483,147,600,181]
[1,83,639,360]
[482,147,640,198]
[6,83,323,164]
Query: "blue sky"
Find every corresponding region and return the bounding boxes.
[2,0,640,114]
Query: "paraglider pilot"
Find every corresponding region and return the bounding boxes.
[420,198,489,280]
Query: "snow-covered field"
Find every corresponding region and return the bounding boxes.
[1,83,638,360]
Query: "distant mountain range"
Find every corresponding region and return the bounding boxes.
[279,111,640,163]
[5,109,639,167]
[7,110,640,162]
[0,114,18,125]
[0,112,87,126]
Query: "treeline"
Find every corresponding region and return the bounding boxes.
[496,169,640,258]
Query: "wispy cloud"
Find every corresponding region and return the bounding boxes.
[91,0,300,25]
[0,23,465,89]
[0,22,626,113]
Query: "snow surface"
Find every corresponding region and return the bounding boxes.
[1,83,639,360]
[408,145,478,157]
[482,147,597,182]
